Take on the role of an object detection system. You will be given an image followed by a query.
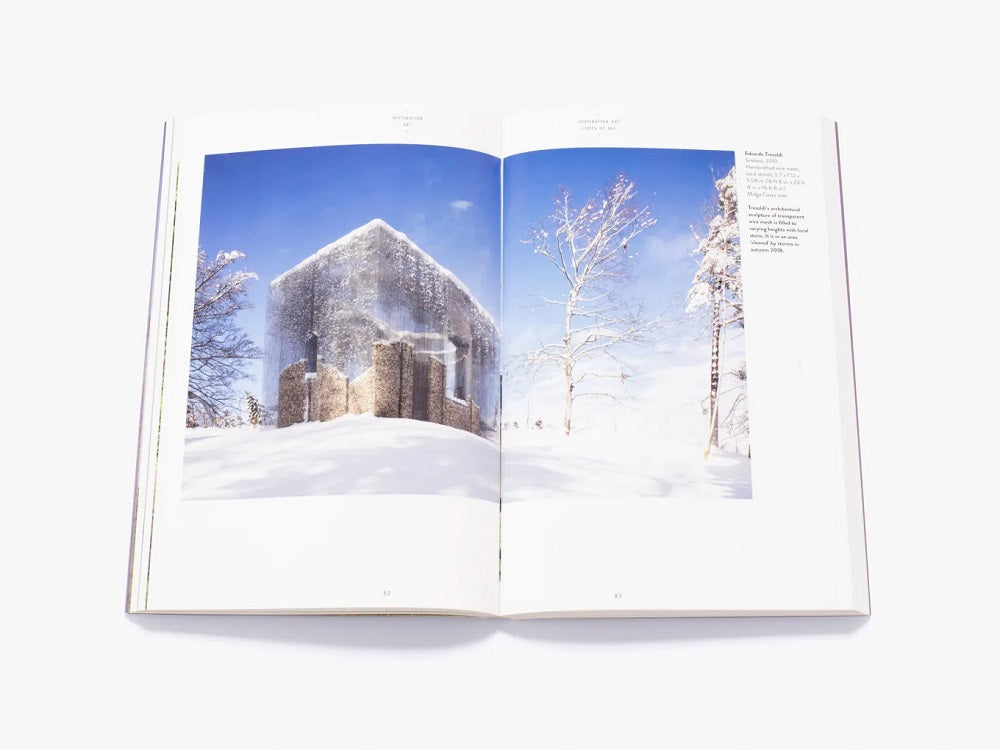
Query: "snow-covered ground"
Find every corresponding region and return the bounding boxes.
[501,350,752,501]
[183,344,749,504]
[182,414,499,501]
[502,428,751,501]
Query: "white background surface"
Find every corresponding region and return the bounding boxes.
[2,1,996,747]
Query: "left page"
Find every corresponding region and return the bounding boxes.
[127,105,502,614]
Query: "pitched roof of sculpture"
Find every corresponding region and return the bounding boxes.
[270,218,496,326]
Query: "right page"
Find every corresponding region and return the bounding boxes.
[499,108,869,617]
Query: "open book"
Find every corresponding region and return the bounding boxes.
[127,105,869,617]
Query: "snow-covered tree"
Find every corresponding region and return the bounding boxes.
[186,250,262,427]
[245,391,263,427]
[686,166,745,455]
[720,359,750,456]
[520,173,658,435]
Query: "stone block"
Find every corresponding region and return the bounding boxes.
[443,396,469,433]
[348,369,374,414]
[399,342,414,419]
[311,362,348,422]
[277,360,308,428]
[427,357,444,424]
[470,401,480,435]
[372,342,401,418]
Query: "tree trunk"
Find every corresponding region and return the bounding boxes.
[563,289,577,435]
[563,362,573,435]
[707,277,722,450]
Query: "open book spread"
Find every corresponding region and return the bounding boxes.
[127,105,869,617]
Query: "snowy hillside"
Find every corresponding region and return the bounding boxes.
[183,414,499,501]
[501,348,752,501]
[502,428,751,501]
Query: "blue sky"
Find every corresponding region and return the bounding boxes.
[196,143,501,387]
[502,147,736,362]
[194,143,733,394]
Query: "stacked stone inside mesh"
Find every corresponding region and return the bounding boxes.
[267,220,497,435]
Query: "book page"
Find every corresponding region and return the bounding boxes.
[499,108,868,616]
[128,105,502,614]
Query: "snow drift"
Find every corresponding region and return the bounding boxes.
[183,414,500,501]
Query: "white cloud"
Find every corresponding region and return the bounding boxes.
[642,230,695,268]
[449,199,474,212]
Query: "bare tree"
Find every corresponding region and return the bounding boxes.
[520,173,658,435]
[686,166,744,456]
[186,250,262,427]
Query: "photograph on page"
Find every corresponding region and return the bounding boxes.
[502,147,752,502]
[182,143,501,502]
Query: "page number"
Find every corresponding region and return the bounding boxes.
[382,590,392,597]
[613,592,623,599]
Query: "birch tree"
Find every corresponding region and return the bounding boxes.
[186,249,262,427]
[521,173,657,435]
[686,166,744,455]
